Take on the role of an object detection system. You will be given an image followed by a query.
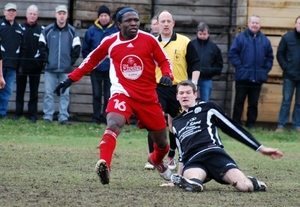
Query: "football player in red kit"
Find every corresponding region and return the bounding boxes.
[54,7,174,185]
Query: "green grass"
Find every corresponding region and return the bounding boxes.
[1,118,300,207]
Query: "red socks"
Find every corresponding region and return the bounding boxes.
[98,128,118,170]
[150,143,170,165]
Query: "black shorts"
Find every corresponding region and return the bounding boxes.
[156,84,181,118]
[183,147,239,184]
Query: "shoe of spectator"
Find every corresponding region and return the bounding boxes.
[44,119,51,123]
[275,126,284,133]
[29,117,37,123]
[171,174,203,192]
[60,120,71,125]
[95,159,110,185]
[167,157,177,170]
[144,162,154,170]
[148,155,171,181]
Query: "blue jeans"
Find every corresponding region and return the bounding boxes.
[0,68,16,116]
[278,79,300,129]
[197,79,212,102]
[43,71,69,122]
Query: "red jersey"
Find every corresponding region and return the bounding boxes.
[69,30,173,103]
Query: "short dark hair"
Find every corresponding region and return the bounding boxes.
[295,15,300,23]
[197,22,209,32]
[177,80,196,93]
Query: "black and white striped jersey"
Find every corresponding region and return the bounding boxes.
[172,101,262,164]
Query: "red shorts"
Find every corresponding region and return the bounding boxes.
[106,93,166,131]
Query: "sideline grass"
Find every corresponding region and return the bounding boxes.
[1,118,300,207]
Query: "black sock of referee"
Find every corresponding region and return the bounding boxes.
[167,131,176,158]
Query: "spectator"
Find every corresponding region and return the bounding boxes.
[54,6,173,185]
[15,5,44,123]
[145,10,201,170]
[0,3,24,119]
[191,22,223,101]
[275,16,300,133]
[82,5,118,125]
[228,15,273,129]
[149,16,159,36]
[161,80,284,192]
[38,5,81,125]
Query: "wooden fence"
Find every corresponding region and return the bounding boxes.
[3,0,299,123]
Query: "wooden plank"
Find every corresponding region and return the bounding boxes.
[268,36,281,46]
[69,103,93,114]
[172,26,229,35]
[249,0,300,8]
[237,0,248,7]
[269,66,282,77]
[74,0,151,7]
[70,94,93,104]
[155,0,230,6]
[8,0,67,3]
[74,10,151,23]
[267,77,283,84]
[248,7,299,19]
[70,84,93,95]
[260,28,292,36]
[73,0,152,23]
[154,6,230,17]
[169,15,230,27]
[74,1,152,10]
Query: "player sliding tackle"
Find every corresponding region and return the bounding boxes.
[160,80,284,192]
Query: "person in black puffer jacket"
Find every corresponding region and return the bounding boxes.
[15,4,44,123]
[0,3,25,118]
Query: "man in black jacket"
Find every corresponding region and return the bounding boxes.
[15,5,44,123]
[0,3,24,119]
[191,22,223,101]
[275,15,300,133]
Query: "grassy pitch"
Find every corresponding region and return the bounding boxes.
[0,118,299,207]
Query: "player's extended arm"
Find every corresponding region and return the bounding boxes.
[258,146,284,159]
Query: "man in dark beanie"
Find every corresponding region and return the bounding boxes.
[98,5,110,17]
[82,5,118,124]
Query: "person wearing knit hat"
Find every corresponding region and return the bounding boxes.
[82,5,118,124]
[98,5,110,17]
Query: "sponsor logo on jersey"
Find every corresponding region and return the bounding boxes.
[127,43,134,48]
[120,55,143,80]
